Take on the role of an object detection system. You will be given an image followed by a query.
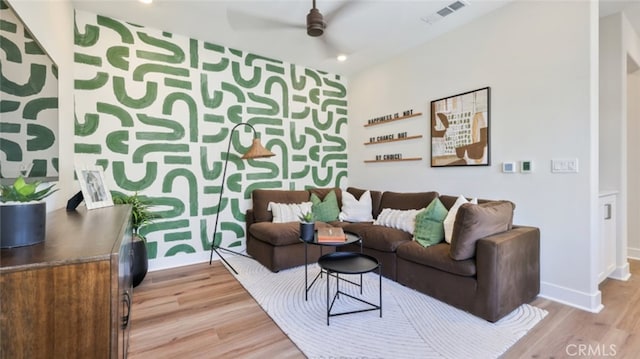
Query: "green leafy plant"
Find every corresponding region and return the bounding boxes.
[299,210,314,223]
[0,176,57,203]
[112,192,156,241]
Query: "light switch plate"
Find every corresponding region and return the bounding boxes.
[551,159,579,173]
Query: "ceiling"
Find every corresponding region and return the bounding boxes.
[71,0,640,77]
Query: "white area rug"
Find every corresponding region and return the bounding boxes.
[227,255,547,359]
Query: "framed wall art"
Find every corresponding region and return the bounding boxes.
[75,166,113,210]
[430,87,490,167]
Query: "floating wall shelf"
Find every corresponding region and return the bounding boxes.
[364,135,423,146]
[364,157,423,163]
[364,112,423,127]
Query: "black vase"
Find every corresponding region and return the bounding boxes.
[0,202,46,248]
[132,239,148,287]
[300,222,315,242]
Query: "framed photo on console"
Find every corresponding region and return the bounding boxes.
[75,166,113,210]
[430,87,490,167]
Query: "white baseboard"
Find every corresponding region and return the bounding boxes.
[539,281,603,313]
[628,247,640,260]
[608,262,631,281]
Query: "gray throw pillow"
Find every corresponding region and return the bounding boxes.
[449,201,514,260]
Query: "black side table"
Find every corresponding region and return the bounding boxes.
[301,231,362,301]
[318,251,382,326]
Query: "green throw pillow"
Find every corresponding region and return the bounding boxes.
[310,190,340,222]
[413,198,448,247]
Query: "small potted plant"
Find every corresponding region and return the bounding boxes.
[299,210,315,242]
[113,192,156,287]
[0,176,57,248]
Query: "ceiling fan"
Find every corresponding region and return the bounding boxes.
[306,0,327,37]
[227,0,359,56]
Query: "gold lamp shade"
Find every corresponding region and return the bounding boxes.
[241,138,275,159]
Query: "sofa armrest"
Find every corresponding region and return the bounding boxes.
[245,209,256,238]
[475,225,540,322]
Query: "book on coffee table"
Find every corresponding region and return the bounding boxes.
[317,227,346,243]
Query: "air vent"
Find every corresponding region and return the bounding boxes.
[448,1,466,11]
[421,0,470,25]
[437,7,454,17]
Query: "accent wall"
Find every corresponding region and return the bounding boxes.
[73,10,348,270]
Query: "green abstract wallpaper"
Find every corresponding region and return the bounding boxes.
[73,11,348,265]
[0,0,59,180]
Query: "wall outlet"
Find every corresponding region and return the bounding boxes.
[551,159,579,173]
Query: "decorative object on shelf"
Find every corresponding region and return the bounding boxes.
[0,176,57,248]
[364,110,422,127]
[364,157,422,163]
[75,166,113,209]
[363,109,424,163]
[365,132,423,145]
[431,87,491,167]
[299,210,315,242]
[113,192,157,287]
[208,122,275,274]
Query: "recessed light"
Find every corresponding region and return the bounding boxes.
[337,54,347,62]
[139,0,152,4]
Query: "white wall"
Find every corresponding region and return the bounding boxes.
[348,1,601,310]
[628,67,640,258]
[600,12,640,272]
[9,0,78,211]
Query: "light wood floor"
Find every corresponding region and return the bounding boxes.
[128,260,640,358]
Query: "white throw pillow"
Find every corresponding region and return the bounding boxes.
[443,195,478,243]
[339,190,373,222]
[374,208,420,234]
[267,201,313,223]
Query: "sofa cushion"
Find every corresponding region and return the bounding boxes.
[397,241,477,277]
[347,187,383,219]
[440,194,499,210]
[443,195,477,243]
[310,190,340,222]
[379,191,438,211]
[252,189,309,223]
[308,187,342,208]
[374,208,420,234]
[267,201,312,223]
[249,221,333,246]
[449,201,515,260]
[339,190,373,222]
[360,225,412,252]
[339,222,375,239]
[413,198,448,247]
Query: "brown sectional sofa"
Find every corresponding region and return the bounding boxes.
[245,187,540,322]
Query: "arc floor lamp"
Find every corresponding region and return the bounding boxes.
[208,122,275,274]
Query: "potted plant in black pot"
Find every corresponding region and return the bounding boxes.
[299,210,315,242]
[113,192,156,287]
[0,176,57,248]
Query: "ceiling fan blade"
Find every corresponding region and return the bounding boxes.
[319,34,347,58]
[323,0,361,24]
[227,9,305,31]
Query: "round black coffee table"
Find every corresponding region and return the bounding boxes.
[318,251,382,325]
[301,230,361,301]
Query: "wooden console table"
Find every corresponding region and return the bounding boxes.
[0,205,133,359]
